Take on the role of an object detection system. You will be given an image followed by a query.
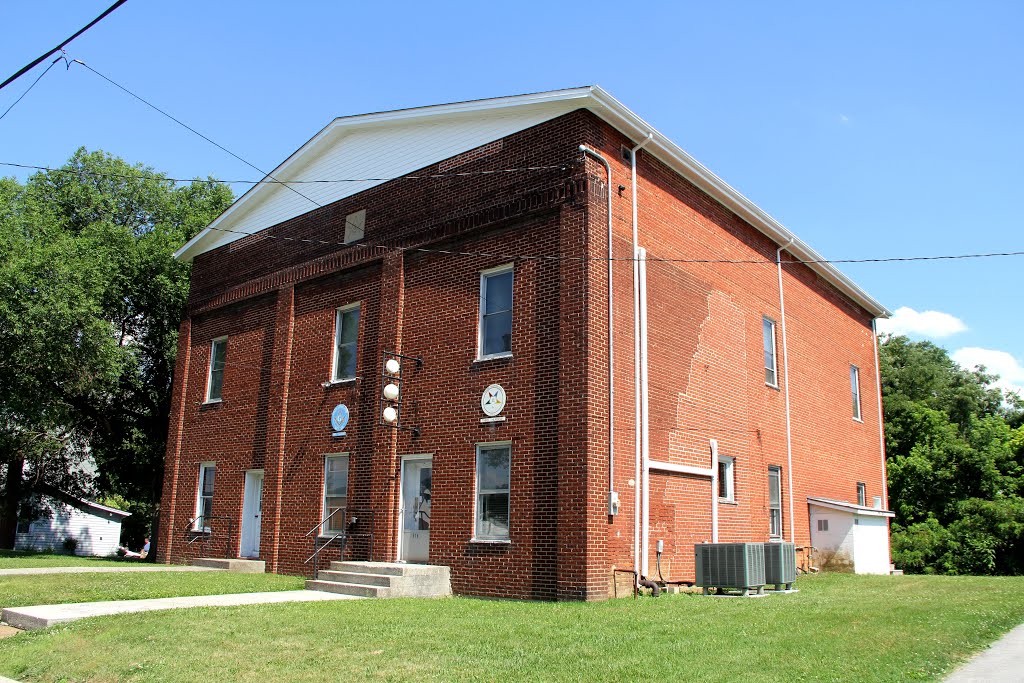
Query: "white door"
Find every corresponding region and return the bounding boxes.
[399,457,432,563]
[240,470,264,558]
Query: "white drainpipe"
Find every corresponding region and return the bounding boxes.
[639,246,651,576]
[648,438,719,543]
[630,133,653,579]
[872,319,888,509]
[577,146,617,517]
[776,239,796,543]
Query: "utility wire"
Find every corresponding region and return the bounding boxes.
[197,223,1024,266]
[0,160,569,185]
[0,0,128,92]
[68,59,323,210]
[0,55,63,122]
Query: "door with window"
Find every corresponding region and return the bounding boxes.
[399,456,432,562]
[240,470,264,558]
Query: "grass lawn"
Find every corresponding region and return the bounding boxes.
[0,550,143,570]
[0,571,305,609]
[1,574,1023,682]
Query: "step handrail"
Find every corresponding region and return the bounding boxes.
[183,514,235,558]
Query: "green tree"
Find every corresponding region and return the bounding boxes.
[0,149,232,549]
[881,335,1024,574]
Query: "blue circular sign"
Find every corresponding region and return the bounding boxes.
[330,404,350,432]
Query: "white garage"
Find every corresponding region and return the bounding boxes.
[808,497,894,575]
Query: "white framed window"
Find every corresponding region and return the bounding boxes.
[478,264,514,359]
[206,337,228,402]
[857,482,866,507]
[331,304,360,382]
[343,209,365,244]
[323,454,350,534]
[475,442,511,541]
[851,365,862,421]
[195,462,216,530]
[768,465,782,539]
[717,455,735,502]
[763,317,778,387]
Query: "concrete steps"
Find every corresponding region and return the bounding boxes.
[191,558,266,573]
[306,561,451,599]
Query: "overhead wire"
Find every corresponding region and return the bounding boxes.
[0,55,64,122]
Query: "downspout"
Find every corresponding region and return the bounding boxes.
[639,246,651,576]
[709,440,719,542]
[577,146,617,518]
[872,319,888,510]
[630,133,653,579]
[776,239,796,543]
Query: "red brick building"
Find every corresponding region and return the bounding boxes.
[156,87,891,600]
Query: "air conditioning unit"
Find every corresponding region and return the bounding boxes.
[763,542,797,591]
[694,542,766,596]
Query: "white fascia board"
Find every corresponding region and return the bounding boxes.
[807,497,894,518]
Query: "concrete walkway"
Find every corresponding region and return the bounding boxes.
[945,622,1024,682]
[2,589,360,630]
[0,565,221,576]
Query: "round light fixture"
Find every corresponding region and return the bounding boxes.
[383,383,400,400]
[382,405,398,423]
[385,358,401,375]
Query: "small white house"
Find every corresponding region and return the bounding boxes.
[15,494,130,557]
[808,497,894,574]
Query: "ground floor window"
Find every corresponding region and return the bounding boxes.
[195,462,215,529]
[718,455,735,502]
[768,465,782,538]
[324,454,350,534]
[475,443,510,540]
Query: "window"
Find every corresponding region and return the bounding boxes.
[479,265,513,359]
[323,454,350,534]
[817,519,829,532]
[763,318,778,387]
[718,455,735,502]
[475,443,511,540]
[195,463,216,528]
[332,304,360,382]
[206,338,227,402]
[16,520,30,534]
[343,209,365,244]
[851,365,862,421]
[857,482,866,507]
[768,465,782,538]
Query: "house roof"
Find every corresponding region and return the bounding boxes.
[807,496,894,518]
[47,491,132,519]
[176,86,890,318]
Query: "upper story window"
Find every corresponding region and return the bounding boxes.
[851,365,862,421]
[343,210,365,244]
[763,317,778,388]
[718,455,735,502]
[857,482,867,507]
[332,304,360,382]
[206,338,227,402]
[479,265,514,359]
[323,454,350,534]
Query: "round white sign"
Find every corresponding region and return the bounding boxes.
[481,384,506,417]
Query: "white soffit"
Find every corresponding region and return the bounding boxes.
[807,497,894,518]
[176,86,889,318]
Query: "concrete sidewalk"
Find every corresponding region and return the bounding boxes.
[945,622,1024,682]
[2,589,360,631]
[0,565,221,576]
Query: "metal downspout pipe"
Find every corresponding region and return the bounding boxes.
[777,239,796,543]
[631,133,653,579]
[577,145,618,519]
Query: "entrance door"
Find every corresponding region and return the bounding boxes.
[399,457,432,562]
[240,470,264,558]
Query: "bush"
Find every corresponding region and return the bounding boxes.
[62,537,79,554]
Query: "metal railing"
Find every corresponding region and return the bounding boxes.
[183,515,235,559]
[303,508,374,580]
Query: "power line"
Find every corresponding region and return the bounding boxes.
[0,56,63,122]
[197,223,1024,266]
[68,59,323,210]
[0,160,569,185]
[0,0,129,93]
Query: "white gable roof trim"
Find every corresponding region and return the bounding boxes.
[807,496,895,518]
[176,86,889,318]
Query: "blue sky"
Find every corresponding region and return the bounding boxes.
[3,1,1022,394]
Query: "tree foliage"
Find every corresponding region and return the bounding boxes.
[881,335,1024,574]
[0,149,232,548]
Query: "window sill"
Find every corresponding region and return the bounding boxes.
[470,538,511,545]
[718,498,738,506]
[474,352,512,364]
[202,398,223,406]
[767,537,784,543]
[853,417,864,424]
[765,382,780,391]
[325,378,357,387]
